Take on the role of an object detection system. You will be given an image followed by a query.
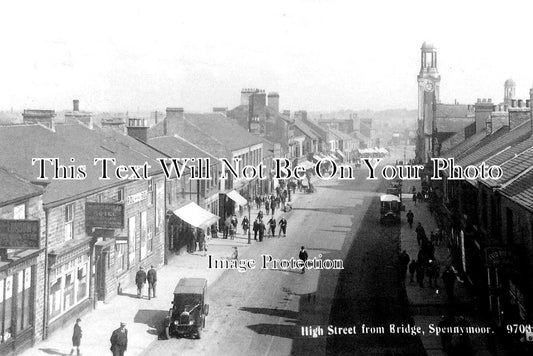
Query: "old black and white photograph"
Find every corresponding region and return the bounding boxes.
[1,0,533,355]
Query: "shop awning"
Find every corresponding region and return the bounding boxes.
[173,202,219,228]
[336,149,346,160]
[226,190,248,206]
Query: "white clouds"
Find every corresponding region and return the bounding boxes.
[1,0,533,111]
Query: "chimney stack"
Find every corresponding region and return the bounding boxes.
[126,118,149,142]
[73,99,79,112]
[474,99,494,134]
[267,92,280,112]
[164,107,184,136]
[213,107,228,116]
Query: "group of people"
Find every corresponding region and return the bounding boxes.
[252,215,288,241]
[135,265,158,299]
[69,315,129,356]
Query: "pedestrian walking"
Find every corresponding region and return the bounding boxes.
[399,250,410,282]
[258,220,265,242]
[415,222,426,245]
[135,266,147,299]
[438,315,453,352]
[110,322,128,356]
[253,218,259,240]
[265,199,270,215]
[413,192,417,206]
[299,246,308,274]
[442,266,456,302]
[406,210,414,229]
[241,216,249,235]
[210,224,218,239]
[268,217,276,237]
[408,259,417,283]
[147,265,157,299]
[70,318,82,356]
[427,260,439,288]
[278,217,287,237]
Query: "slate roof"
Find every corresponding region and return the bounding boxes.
[0,122,166,207]
[499,167,533,212]
[148,135,218,161]
[0,167,43,205]
[294,119,320,140]
[456,121,531,166]
[149,112,263,158]
[483,147,533,187]
[442,129,488,159]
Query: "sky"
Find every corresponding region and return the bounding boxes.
[1,0,533,113]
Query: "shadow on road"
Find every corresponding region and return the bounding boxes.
[38,349,68,356]
[246,324,299,338]
[134,309,168,331]
[240,307,299,320]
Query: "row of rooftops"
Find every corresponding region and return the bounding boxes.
[440,104,533,211]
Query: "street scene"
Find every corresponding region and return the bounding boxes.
[3,1,533,356]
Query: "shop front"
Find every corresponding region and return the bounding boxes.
[0,252,40,356]
[46,240,92,335]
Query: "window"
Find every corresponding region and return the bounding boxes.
[128,216,136,265]
[64,203,74,241]
[147,226,153,253]
[116,244,127,272]
[63,272,75,311]
[76,264,88,302]
[49,276,62,320]
[148,179,154,205]
[0,276,14,343]
[140,211,147,260]
[48,259,89,321]
[117,188,124,202]
[14,204,25,219]
[15,267,33,333]
[95,193,103,203]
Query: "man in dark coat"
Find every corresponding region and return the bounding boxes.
[147,265,157,299]
[265,199,270,215]
[415,222,426,245]
[399,250,410,282]
[278,217,287,237]
[70,318,82,356]
[258,220,266,242]
[110,322,128,356]
[406,210,414,229]
[408,259,417,283]
[135,267,147,299]
[268,217,276,237]
[299,246,308,274]
[442,266,456,302]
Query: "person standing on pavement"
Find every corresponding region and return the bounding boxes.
[147,265,157,299]
[70,318,82,356]
[278,217,287,237]
[299,246,308,274]
[265,199,270,215]
[406,210,414,229]
[241,216,249,235]
[416,262,425,288]
[399,250,410,282]
[258,219,266,242]
[110,322,128,356]
[268,217,276,237]
[135,266,147,299]
[253,218,260,240]
[415,222,426,246]
[413,192,417,206]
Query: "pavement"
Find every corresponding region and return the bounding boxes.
[399,180,512,356]
[21,181,312,356]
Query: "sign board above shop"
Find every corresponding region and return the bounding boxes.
[0,219,40,249]
[86,202,125,229]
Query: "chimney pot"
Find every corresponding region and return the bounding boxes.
[73,99,79,112]
[477,98,481,103]
[488,98,492,103]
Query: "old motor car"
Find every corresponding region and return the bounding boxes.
[380,194,403,224]
[164,278,209,339]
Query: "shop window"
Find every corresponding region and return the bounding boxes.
[147,226,153,253]
[128,216,136,265]
[63,272,75,311]
[76,264,88,302]
[14,204,26,219]
[140,211,147,260]
[116,244,127,272]
[0,276,14,343]
[64,203,74,241]
[16,267,33,332]
[49,276,62,319]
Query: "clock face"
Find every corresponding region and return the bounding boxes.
[424,80,434,92]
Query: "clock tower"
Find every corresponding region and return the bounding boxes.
[416,42,441,163]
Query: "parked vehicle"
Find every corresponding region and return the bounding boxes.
[380,194,403,224]
[164,278,209,339]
